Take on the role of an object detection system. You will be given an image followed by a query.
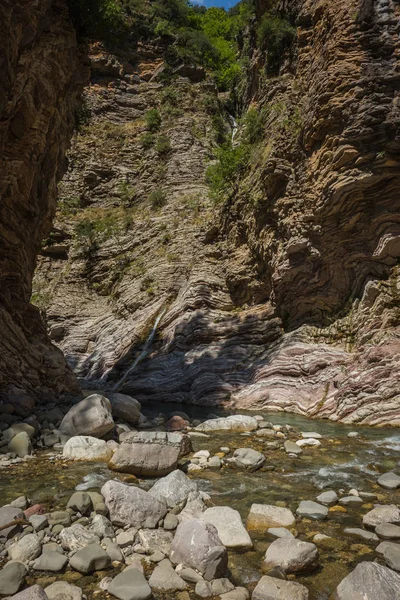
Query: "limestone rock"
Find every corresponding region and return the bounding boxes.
[0,561,27,595]
[252,576,309,600]
[69,544,111,574]
[377,472,400,490]
[33,551,68,572]
[8,533,41,562]
[316,491,338,506]
[334,562,400,600]
[148,558,187,591]
[200,506,253,549]
[0,506,25,539]
[59,523,100,552]
[105,393,141,426]
[45,581,83,600]
[296,501,328,521]
[108,568,152,600]
[263,538,318,574]
[363,505,400,529]
[101,480,167,527]
[195,416,258,433]
[376,523,400,540]
[229,448,265,472]
[59,395,114,438]
[170,519,228,581]
[7,585,49,600]
[8,431,33,457]
[109,431,189,476]
[63,436,114,461]
[247,505,295,530]
[148,469,198,508]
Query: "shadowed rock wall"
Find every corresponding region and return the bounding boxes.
[0,0,87,402]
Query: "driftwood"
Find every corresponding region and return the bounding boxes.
[0,518,29,532]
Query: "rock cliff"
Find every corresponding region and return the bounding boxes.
[23,0,400,423]
[0,0,87,402]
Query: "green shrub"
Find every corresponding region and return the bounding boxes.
[145,109,162,133]
[206,143,250,201]
[59,196,81,215]
[156,135,171,155]
[68,0,127,45]
[160,86,181,105]
[140,132,155,148]
[257,13,296,73]
[149,188,167,209]
[242,107,267,145]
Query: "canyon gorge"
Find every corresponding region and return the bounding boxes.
[1,0,399,425]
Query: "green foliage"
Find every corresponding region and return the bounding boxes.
[206,143,250,202]
[257,12,296,73]
[68,0,127,44]
[149,188,167,209]
[145,109,162,132]
[156,135,172,155]
[140,132,155,149]
[117,181,136,205]
[242,107,267,144]
[59,196,81,216]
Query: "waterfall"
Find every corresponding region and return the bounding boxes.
[111,308,166,392]
[227,112,238,144]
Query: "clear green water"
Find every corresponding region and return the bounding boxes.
[1,406,400,599]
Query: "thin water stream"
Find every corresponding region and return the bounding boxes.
[1,405,399,599]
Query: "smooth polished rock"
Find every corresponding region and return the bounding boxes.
[200,506,253,549]
[107,568,152,600]
[363,505,400,529]
[252,575,309,600]
[247,504,295,530]
[263,538,318,574]
[63,435,113,461]
[101,480,167,528]
[296,501,328,520]
[60,395,114,438]
[334,561,400,600]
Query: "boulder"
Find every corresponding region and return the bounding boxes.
[149,469,198,508]
[105,393,141,426]
[377,472,400,490]
[376,523,400,540]
[166,416,188,431]
[200,506,253,549]
[383,543,400,571]
[363,504,400,529]
[316,490,338,506]
[108,568,152,600]
[263,538,318,574]
[45,581,82,600]
[63,436,113,461]
[109,431,190,476]
[0,506,24,539]
[101,480,167,527]
[7,585,49,600]
[59,395,114,438]
[268,527,295,539]
[59,523,100,552]
[148,558,187,591]
[67,492,92,515]
[229,448,265,472]
[29,515,48,532]
[195,415,258,433]
[139,528,173,554]
[343,528,379,542]
[170,519,228,580]
[296,439,321,448]
[8,533,41,562]
[296,501,328,520]
[8,431,32,457]
[90,514,114,539]
[0,561,27,595]
[334,561,400,600]
[252,576,309,600]
[284,441,302,455]
[32,551,68,572]
[69,544,111,574]
[339,496,363,507]
[247,504,295,530]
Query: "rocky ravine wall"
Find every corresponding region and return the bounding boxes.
[34,0,400,425]
[0,0,87,404]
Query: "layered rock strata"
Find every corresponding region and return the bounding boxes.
[32,0,400,424]
[0,0,87,401]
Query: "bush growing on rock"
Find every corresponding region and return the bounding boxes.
[149,188,167,209]
[145,109,162,133]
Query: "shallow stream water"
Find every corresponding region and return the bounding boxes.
[1,405,400,599]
